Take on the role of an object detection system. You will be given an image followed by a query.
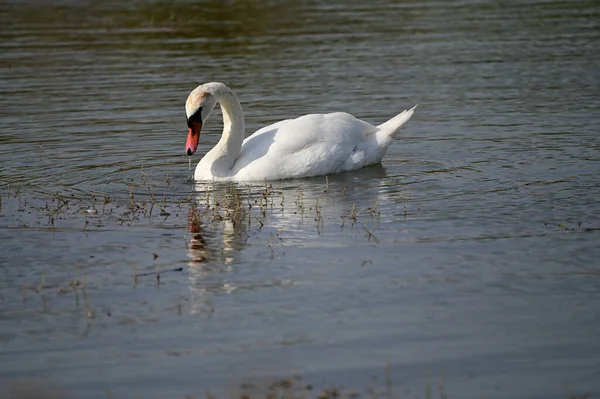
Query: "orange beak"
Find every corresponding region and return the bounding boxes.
[186,121,202,156]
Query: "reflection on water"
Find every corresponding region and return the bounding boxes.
[187,207,210,264]
[186,206,239,300]
[1,0,600,397]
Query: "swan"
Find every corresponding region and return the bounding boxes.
[185,82,416,182]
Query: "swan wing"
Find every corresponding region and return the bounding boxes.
[232,113,379,180]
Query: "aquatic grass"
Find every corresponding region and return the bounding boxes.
[139,162,148,184]
[0,373,483,399]
[147,185,156,217]
[127,182,138,212]
[340,200,381,241]
[295,189,305,217]
[16,170,21,199]
[0,174,393,244]
[45,191,71,226]
[21,272,82,297]
[1,171,433,268]
[1,181,597,399]
[135,265,184,286]
[96,368,597,399]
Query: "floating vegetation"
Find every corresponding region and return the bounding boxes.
[2,369,591,399]
[0,173,397,310]
[2,168,598,248]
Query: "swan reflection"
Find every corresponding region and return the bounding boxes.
[184,170,402,312]
[186,204,241,269]
[185,186,249,313]
[187,208,209,263]
[188,167,393,246]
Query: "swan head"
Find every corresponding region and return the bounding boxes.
[185,84,219,156]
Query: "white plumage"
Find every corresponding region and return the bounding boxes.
[184,82,416,182]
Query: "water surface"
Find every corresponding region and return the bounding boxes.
[1,0,600,398]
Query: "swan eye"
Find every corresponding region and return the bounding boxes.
[187,106,202,128]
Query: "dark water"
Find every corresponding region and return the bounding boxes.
[1,0,600,398]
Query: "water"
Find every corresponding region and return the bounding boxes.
[1,0,600,397]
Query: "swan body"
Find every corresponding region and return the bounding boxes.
[184,82,416,182]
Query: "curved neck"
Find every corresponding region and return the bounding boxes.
[211,88,245,171]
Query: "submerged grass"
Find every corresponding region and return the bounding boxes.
[3,370,593,399]
[1,169,598,244]
[0,173,392,318]
[0,166,385,236]
[1,172,598,399]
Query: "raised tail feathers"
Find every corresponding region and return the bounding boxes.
[376,104,418,142]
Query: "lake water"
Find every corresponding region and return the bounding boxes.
[1,0,600,398]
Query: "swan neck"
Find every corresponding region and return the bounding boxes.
[216,90,245,165]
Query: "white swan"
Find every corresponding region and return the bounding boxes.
[185,82,416,182]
